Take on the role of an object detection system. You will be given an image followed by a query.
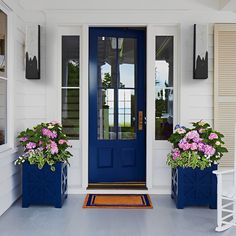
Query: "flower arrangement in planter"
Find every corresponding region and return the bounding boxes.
[15,121,72,171]
[15,121,72,208]
[167,120,228,170]
[167,120,228,209]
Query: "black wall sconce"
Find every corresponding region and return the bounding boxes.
[193,24,208,79]
[25,25,40,79]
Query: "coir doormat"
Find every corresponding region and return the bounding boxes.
[83,194,153,209]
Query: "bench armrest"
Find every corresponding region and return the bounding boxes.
[213,169,235,175]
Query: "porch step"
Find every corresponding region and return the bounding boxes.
[87,182,147,190]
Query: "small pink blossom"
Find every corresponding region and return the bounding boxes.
[26,142,36,150]
[20,137,28,142]
[172,148,181,160]
[59,139,67,145]
[209,133,218,140]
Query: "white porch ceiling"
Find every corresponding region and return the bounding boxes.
[16,0,221,11]
[219,0,236,10]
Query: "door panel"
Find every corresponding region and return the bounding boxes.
[89,28,146,183]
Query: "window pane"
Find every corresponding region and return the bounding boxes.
[118,38,136,88]
[62,36,80,87]
[97,88,116,140]
[98,37,117,89]
[155,36,174,140]
[0,79,7,145]
[62,89,79,139]
[0,10,7,77]
[118,89,136,139]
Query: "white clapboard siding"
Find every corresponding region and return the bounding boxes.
[214,24,236,167]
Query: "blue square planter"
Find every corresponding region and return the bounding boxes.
[171,165,217,209]
[22,162,68,208]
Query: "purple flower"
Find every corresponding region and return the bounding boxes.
[209,133,218,140]
[26,142,36,150]
[20,137,28,142]
[204,145,216,156]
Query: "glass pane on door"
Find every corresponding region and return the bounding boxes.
[97,36,117,140]
[97,36,137,140]
[118,89,136,139]
[97,88,115,140]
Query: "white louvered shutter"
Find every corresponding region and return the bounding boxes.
[214,24,236,167]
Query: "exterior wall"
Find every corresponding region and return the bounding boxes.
[42,10,236,194]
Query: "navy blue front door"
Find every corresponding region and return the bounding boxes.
[89,28,146,183]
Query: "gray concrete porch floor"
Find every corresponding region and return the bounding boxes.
[0,195,235,236]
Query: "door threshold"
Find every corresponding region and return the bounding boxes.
[87,182,147,190]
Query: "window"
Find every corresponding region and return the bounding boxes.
[155,36,174,140]
[61,36,80,139]
[0,9,7,146]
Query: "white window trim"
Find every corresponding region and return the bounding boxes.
[58,26,82,145]
[148,25,180,149]
[0,1,14,153]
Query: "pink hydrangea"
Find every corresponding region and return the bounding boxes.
[178,139,191,151]
[185,130,199,140]
[204,145,215,156]
[26,142,36,150]
[47,141,58,155]
[209,133,218,140]
[42,128,57,139]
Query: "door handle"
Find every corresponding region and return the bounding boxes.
[138,111,143,131]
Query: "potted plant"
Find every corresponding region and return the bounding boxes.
[15,121,72,208]
[167,120,228,209]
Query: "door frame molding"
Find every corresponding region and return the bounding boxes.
[56,24,179,193]
[80,24,152,190]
